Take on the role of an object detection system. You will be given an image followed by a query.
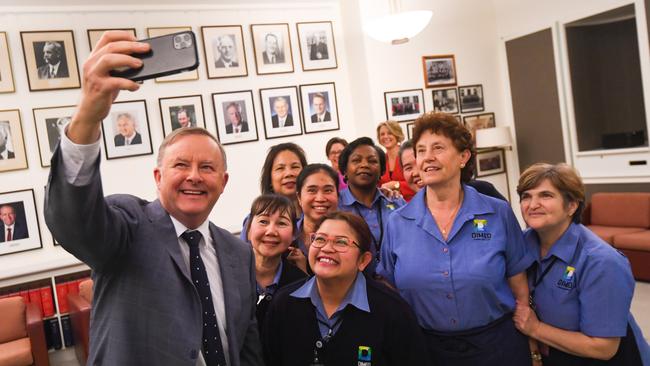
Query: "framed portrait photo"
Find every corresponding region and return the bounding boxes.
[296,21,337,71]
[100,100,153,160]
[384,89,425,122]
[463,112,495,140]
[259,86,302,139]
[159,95,206,136]
[0,109,28,172]
[20,30,81,91]
[406,122,415,140]
[251,23,294,75]
[147,27,199,83]
[0,189,42,257]
[32,105,75,167]
[212,90,259,145]
[87,28,137,51]
[459,84,485,113]
[299,82,340,134]
[201,25,248,79]
[422,55,457,88]
[476,148,505,177]
[432,88,459,114]
[0,32,16,93]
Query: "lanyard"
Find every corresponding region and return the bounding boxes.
[528,257,558,310]
[311,315,344,366]
[353,200,384,261]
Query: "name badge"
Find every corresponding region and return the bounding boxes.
[556,266,576,290]
[471,219,492,240]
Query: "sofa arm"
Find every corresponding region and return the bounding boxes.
[67,293,91,365]
[26,302,50,366]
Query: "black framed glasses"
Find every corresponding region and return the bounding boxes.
[310,233,361,253]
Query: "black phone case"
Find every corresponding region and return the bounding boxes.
[110,31,199,82]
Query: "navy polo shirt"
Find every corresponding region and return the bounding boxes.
[378,185,532,332]
[338,188,405,275]
[525,223,650,363]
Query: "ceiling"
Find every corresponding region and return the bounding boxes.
[0,0,333,5]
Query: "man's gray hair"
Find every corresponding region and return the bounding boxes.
[156,127,227,171]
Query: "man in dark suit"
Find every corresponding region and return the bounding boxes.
[270,97,293,128]
[262,33,284,64]
[0,125,15,160]
[0,204,29,242]
[36,41,69,79]
[113,112,142,146]
[44,31,263,366]
[214,35,239,68]
[309,93,331,123]
[224,103,249,134]
[309,33,328,60]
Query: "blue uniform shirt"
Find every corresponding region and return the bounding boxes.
[338,188,405,275]
[256,260,284,300]
[378,185,532,332]
[525,223,650,363]
[291,272,370,339]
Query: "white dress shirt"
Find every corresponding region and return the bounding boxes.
[59,131,229,366]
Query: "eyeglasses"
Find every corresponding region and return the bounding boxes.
[310,233,361,253]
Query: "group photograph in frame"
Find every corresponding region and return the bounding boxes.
[476,148,505,177]
[463,112,495,140]
[158,95,206,136]
[432,88,459,114]
[201,25,248,79]
[32,105,75,167]
[100,100,153,160]
[0,189,42,257]
[0,109,28,172]
[422,55,457,88]
[251,23,294,75]
[0,32,16,93]
[212,90,259,145]
[147,26,199,83]
[20,30,81,91]
[296,21,337,71]
[259,86,303,139]
[299,82,340,134]
[459,84,485,113]
[384,89,425,122]
[87,28,137,51]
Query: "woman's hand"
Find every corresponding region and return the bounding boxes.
[513,300,541,337]
[286,247,307,273]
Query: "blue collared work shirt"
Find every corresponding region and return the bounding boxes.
[291,272,370,339]
[338,188,405,275]
[525,223,650,363]
[256,260,284,300]
[378,185,532,332]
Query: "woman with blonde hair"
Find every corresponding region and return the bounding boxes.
[376,121,416,201]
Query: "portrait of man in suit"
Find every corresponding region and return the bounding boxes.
[270,96,293,128]
[46,116,71,153]
[262,33,284,64]
[309,93,331,123]
[45,31,263,366]
[224,102,249,134]
[0,123,15,160]
[171,107,196,130]
[0,203,29,243]
[309,32,329,61]
[113,112,142,146]
[213,35,238,68]
[35,41,69,79]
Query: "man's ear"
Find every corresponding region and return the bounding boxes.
[153,167,161,189]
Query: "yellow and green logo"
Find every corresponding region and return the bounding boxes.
[358,346,372,361]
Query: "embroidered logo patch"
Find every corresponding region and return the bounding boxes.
[386,203,395,210]
[358,346,372,365]
[471,219,492,240]
[557,266,576,290]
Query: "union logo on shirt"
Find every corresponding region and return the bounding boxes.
[357,346,372,365]
[471,219,492,240]
[557,266,576,290]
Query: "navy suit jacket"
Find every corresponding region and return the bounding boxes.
[0,221,28,242]
[271,114,293,128]
[44,147,263,366]
[114,132,142,146]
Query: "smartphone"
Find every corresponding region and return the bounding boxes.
[110,31,199,81]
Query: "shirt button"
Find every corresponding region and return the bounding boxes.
[315,340,323,349]
[442,247,449,253]
[446,293,453,299]
[265,295,272,301]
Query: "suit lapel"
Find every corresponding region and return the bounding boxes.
[146,200,191,282]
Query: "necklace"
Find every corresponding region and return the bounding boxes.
[436,189,463,238]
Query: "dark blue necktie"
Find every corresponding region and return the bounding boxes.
[182,230,227,366]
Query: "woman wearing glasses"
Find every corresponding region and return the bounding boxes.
[262,211,429,366]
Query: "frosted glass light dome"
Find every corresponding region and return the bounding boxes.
[363,10,432,44]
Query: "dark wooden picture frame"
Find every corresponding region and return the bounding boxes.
[459,84,485,113]
[20,30,81,91]
[476,148,505,177]
[100,100,154,160]
[211,90,259,145]
[259,86,303,140]
[384,89,425,123]
[299,82,340,134]
[250,23,294,75]
[201,25,248,79]
[422,55,457,88]
[0,109,28,172]
[158,95,206,136]
[0,189,43,257]
[296,21,338,71]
